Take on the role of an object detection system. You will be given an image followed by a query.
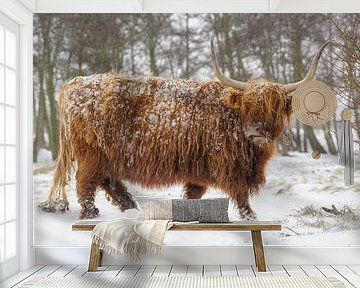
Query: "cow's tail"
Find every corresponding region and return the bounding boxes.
[40,88,72,213]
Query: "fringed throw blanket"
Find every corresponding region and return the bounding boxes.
[90,219,173,261]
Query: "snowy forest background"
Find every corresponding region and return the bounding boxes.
[33,14,360,247]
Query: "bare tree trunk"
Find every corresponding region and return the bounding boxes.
[46,75,59,161]
[184,14,190,78]
[279,141,290,156]
[353,108,360,141]
[333,118,338,145]
[41,16,59,160]
[295,119,302,152]
[33,68,46,162]
[304,125,327,153]
[292,15,305,153]
[149,45,158,76]
[146,15,159,76]
[289,127,297,151]
[212,15,227,72]
[303,125,308,153]
[235,46,248,80]
[322,23,338,155]
[128,17,137,76]
[322,122,337,155]
[222,15,235,79]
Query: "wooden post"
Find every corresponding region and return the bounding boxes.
[251,230,266,272]
[88,240,102,272]
[251,230,258,267]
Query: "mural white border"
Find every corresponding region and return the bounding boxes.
[21,0,360,13]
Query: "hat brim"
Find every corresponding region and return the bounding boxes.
[292,80,337,126]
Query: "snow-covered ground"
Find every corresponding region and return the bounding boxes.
[33,151,360,247]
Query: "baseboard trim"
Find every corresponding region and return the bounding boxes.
[35,246,360,265]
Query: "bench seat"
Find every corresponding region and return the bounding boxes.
[72,220,281,273]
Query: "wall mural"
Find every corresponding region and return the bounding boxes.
[33,13,360,247]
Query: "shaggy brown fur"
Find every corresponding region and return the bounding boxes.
[40,73,291,219]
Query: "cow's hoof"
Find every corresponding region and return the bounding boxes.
[238,207,257,221]
[80,207,99,219]
[78,196,100,219]
[38,200,69,213]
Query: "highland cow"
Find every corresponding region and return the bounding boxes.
[40,40,333,219]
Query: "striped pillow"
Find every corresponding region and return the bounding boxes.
[136,197,230,223]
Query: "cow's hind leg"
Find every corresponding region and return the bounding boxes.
[76,164,100,219]
[101,178,138,212]
[78,193,99,219]
[182,183,208,199]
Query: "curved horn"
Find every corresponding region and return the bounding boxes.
[284,39,336,93]
[211,37,249,90]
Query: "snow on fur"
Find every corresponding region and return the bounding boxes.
[40,72,291,219]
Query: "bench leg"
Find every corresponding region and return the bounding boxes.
[88,240,102,272]
[251,230,266,272]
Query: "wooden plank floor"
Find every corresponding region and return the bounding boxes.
[1,265,359,288]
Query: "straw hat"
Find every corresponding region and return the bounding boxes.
[292,80,337,126]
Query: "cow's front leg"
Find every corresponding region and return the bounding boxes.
[235,193,257,221]
[101,179,138,212]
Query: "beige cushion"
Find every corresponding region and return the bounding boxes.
[136,197,173,221]
[136,197,230,223]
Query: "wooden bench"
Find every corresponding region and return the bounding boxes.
[72,220,281,273]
